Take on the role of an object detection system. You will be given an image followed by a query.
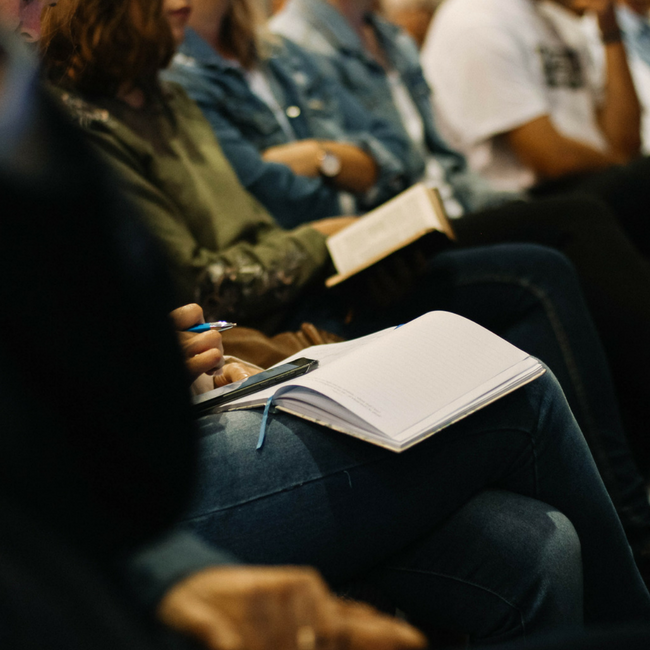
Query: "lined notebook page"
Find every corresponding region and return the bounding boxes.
[216,328,395,409]
[294,312,530,438]
[326,183,442,276]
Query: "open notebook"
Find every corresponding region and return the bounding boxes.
[216,312,545,452]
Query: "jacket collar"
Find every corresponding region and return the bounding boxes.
[290,0,368,57]
[288,1,403,70]
[176,27,237,71]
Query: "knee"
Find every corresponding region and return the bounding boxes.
[515,244,579,286]
[474,242,581,294]
[475,490,584,634]
[552,194,614,228]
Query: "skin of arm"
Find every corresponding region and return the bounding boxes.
[575,0,642,157]
[508,0,641,179]
[158,565,427,650]
[505,114,623,178]
[261,139,379,193]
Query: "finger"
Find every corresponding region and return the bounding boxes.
[170,303,205,331]
[213,363,252,387]
[245,582,290,650]
[237,568,334,650]
[182,330,223,356]
[287,579,324,650]
[186,349,224,379]
[158,588,245,650]
[224,364,251,384]
[337,602,426,650]
[175,602,245,650]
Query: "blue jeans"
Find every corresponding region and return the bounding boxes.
[279,243,650,554]
[183,370,650,644]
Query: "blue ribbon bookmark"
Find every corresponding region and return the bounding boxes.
[257,395,276,450]
[257,386,294,450]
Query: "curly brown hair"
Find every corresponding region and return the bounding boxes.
[40,0,175,97]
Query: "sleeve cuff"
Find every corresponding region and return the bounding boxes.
[127,530,239,609]
[290,224,331,268]
[351,134,409,206]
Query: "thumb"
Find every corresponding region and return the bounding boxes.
[165,599,245,650]
[213,364,252,387]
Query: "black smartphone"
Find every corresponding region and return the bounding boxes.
[192,357,319,415]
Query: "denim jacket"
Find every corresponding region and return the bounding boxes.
[163,29,412,228]
[271,0,520,213]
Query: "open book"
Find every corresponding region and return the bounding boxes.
[326,183,454,287]
[217,312,545,452]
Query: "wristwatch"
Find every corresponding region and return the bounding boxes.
[317,147,342,178]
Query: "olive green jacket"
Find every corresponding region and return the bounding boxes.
[55,83,330,323]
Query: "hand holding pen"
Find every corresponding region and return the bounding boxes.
[170,305,230,381]
[185,321,237,333]
[172,306,256,388]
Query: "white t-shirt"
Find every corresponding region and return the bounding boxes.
[421,0,607,191]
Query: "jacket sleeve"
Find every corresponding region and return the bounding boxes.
[126,531,239,610]
[300,47,414,207]
[178,84,345,228]
[86,128,331,320]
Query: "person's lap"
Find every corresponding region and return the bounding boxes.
[369,489,582,644]
[182,371,650,628]
[453,195,650,472]
[279,243,650,548]
[529,155,650,258]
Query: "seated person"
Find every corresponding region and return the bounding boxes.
[271,0,650,476]
[164,0,415,229]
[168,299,650,644]
[0,20,428,650]
[422,0,650,219]
[583,0,650,153]
[3,12,650,647]
[39,0,650,577]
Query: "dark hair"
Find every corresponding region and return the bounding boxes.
[40,0,175,97]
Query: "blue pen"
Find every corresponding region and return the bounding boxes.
[186,321,237,333]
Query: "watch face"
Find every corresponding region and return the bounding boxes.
[319,151,342,177]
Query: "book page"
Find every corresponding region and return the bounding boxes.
[326,183,445,277]
[289,312,532,439]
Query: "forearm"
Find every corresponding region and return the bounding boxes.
[126,530,239,610]
[596,4,641,158]
[320,141,378,193]
[197,224,330,322]
[534,136,619,177]
[599,41,642,158]
[506,115,620,179]
[262,139,378,193]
